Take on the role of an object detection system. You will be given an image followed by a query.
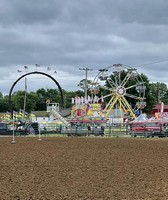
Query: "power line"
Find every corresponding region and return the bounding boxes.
[0,75,85,81]
[135,59,168,67]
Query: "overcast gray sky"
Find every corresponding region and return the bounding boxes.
[1,0,168,95]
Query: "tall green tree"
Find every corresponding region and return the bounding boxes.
[35,88,48,110]
[11,91,38,112]
[0,93,9,112]
[78,79,93,92]
[149,82,168,105]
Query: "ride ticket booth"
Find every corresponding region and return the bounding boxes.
[46,99,59,113]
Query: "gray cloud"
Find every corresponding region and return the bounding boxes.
[0,0,168,95]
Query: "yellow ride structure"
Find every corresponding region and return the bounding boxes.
[91,64,146,120]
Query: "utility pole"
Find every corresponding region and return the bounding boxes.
[23,77,27,113]
[79,68,93,99]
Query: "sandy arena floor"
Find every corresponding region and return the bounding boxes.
[1,136,168,200]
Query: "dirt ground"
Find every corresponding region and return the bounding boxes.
[1,136,168,200]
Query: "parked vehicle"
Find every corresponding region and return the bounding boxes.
[0,121,39,136]
[129,120,168,137]
[163,123,168,135]
[0,122,12,135]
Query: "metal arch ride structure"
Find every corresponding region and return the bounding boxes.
[8,71,64,115]
[91,64,146,119]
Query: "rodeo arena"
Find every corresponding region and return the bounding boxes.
[1,64,168,140]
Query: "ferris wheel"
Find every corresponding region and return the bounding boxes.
[91,64,146,119]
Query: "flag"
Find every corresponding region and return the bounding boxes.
[52,71,57,76]
[35,64,40,71]
[75,96,78,105]
[71,98,75,104]
[160,101,164,113]
[30,111,36,117]
[87,95,91,102]
[84,97,88,104]
[94,95,99,103]
[6,111,10,119]
[13,110,18,114]
[77,97,81,104]
[81,96,84,104]
[101,96,104,110]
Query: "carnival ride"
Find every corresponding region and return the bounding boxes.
[92,64,146,119]
[69,64,146,124]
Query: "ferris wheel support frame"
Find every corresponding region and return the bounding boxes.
[92,64,145,120]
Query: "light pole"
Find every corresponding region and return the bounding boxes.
[79,68,93,99]
[11,114,16,144]
[38,128,42,141]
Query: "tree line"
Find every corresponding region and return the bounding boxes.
[0,88,84,113]
[0,73,168,114]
